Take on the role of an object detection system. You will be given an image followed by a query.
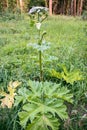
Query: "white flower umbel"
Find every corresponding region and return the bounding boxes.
[36,22,41,30]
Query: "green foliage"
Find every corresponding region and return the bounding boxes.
[15,80,73,130]
[0,16,86,85]
[0,107,21,130]
[83,24,87,35]
[63,106,87,130]
[82,11,87,20]
[0,15,87,130]
[0,10,23,21]
[50,65,83,84]
[29,0,45,8]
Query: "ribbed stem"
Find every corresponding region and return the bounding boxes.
[39,50,43,81]
[38,22,43,81]
[38,30,43,81]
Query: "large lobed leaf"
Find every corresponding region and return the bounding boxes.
[16,80,73,130]
[50,65,83,84]
[26,114,59,130]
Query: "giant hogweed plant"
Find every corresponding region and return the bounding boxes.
[28,6,49,81]
[14,7,73,130]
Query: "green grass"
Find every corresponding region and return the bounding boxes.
[0,15,87,82]
[0,15,87,81]
[0,14,87,130]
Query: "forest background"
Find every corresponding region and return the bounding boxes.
[0,0,87,16]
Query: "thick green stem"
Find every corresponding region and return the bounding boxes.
[37,12,43,81]
[39,50,43,81]
[38,30,43,81]
[37,13,47,81]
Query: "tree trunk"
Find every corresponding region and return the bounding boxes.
[74,0,76,16]
[44,0,48,7]
[6,0,8,8]
[49,0,52,15]
[53,1,58,14]
[77,0,80,15]
[20,0,23,13]
[66,0,70,15]
[71,0,74,15]
[63,0,66,14]
[79,0,84,15]
[16,0,19,8]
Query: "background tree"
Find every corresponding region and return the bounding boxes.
[74,0,76,16]
[0,0,86,16]
[49,0,52,15]
[19,0,23,13]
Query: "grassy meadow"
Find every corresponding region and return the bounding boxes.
[0,15,87,130]
[0,15,87,82]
